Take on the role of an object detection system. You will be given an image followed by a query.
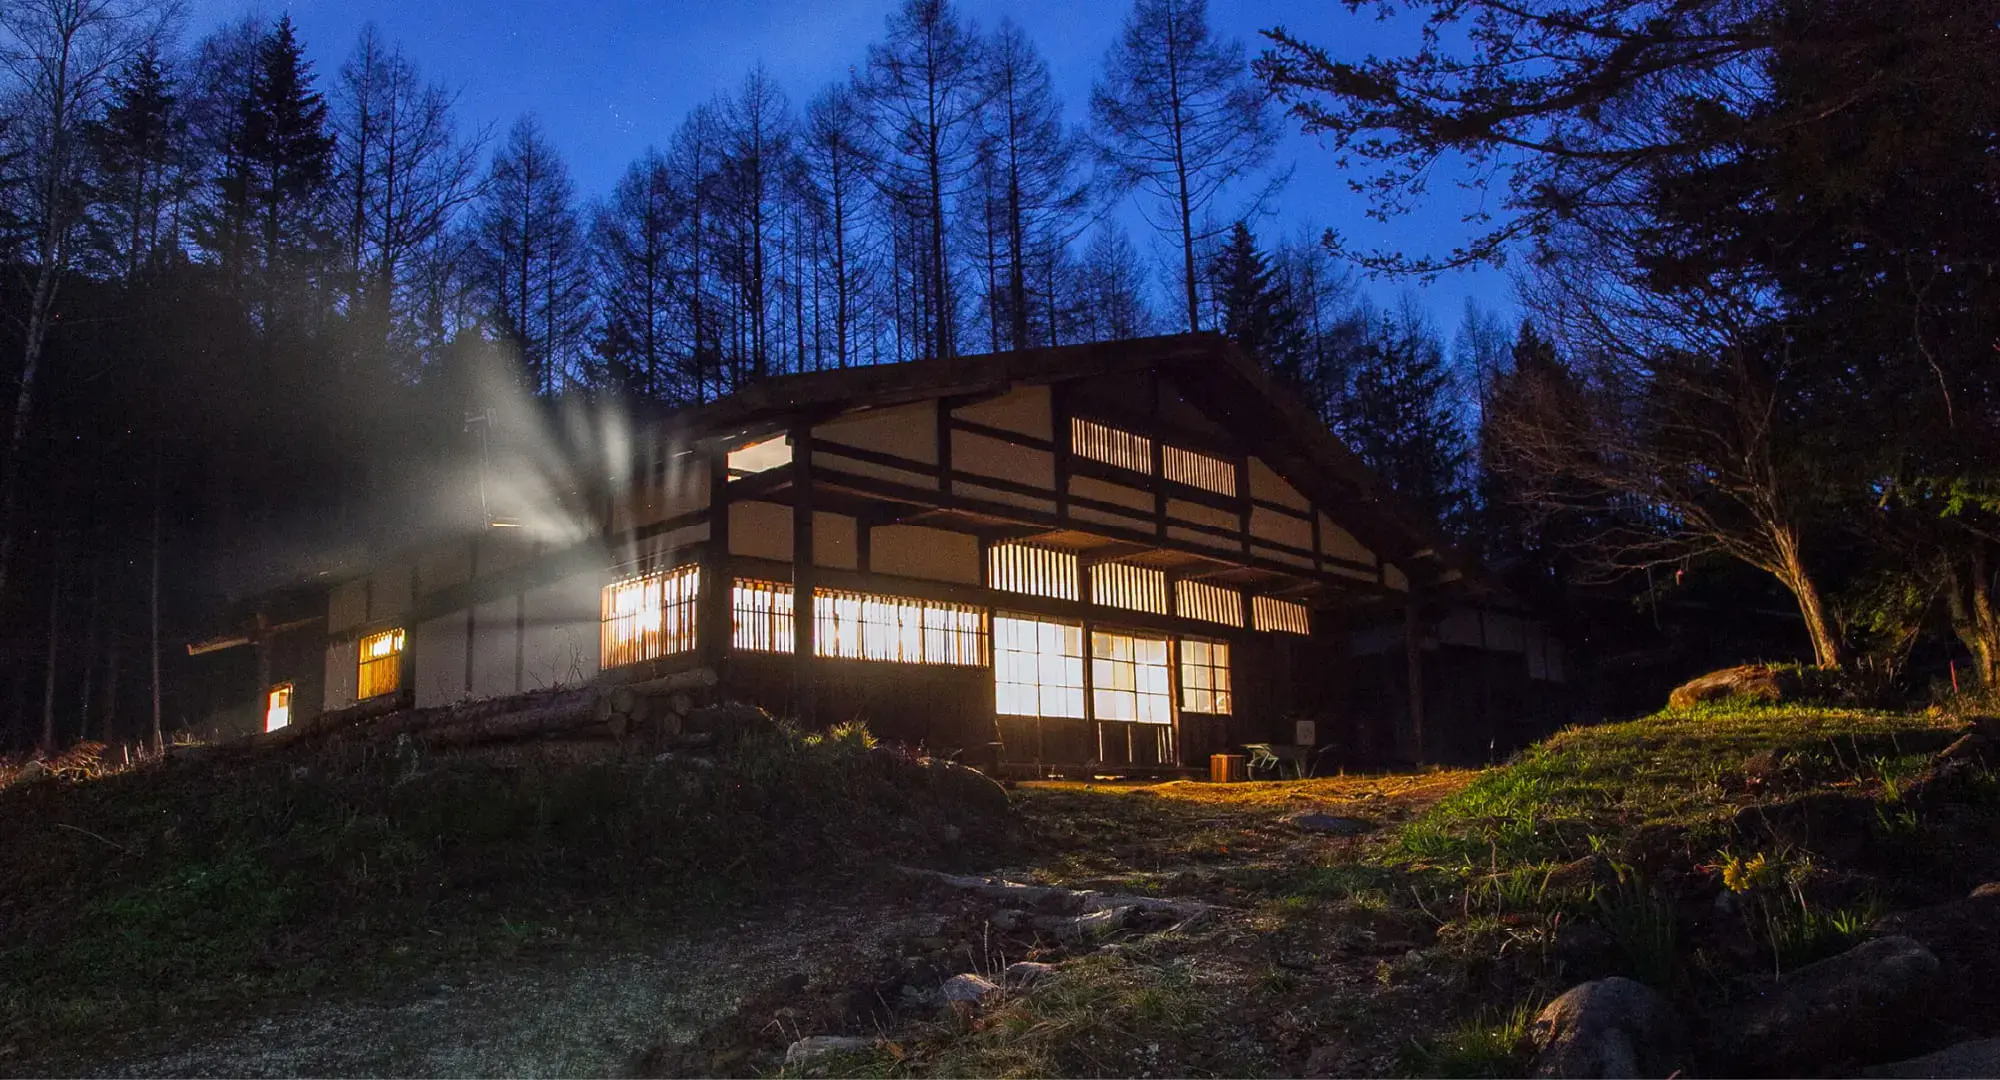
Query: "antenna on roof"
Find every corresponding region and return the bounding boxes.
[464,410,521,529]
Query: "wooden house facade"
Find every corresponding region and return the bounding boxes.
[239,334,1486,773]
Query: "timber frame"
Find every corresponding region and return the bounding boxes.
[287,333,1472,773]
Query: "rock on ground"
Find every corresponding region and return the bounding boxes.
[1283,811,1374,835]
[1003,961,1056,989]
[1863,1037,2000,1078]
[940,972,1000,1004]
[783,1035,874,1070]
[1529,977,1682,1079]
[1709,935,1940,1075]
[1872,890,2000,1031]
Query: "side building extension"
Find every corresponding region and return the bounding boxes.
[202,333,1566,772]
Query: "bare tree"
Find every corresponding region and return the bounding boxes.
[800,82,876,369]
[591,148,680,397]
[0,0,172,604]
[979,18,1090,352]
[333,23,487,347]
[474,114,593,395]
[1496,248,1848,668]
[715,65,794,384]
[1091,0,1274,333]
[859,0,988,361]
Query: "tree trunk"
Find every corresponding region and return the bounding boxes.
[1774,528,1844,669]
[41,551,63,751]
[150,456,164,755]
[1944,543,2000,690]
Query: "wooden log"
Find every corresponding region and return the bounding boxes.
[610,687,637,714]
[623,667,718,696]
[414,695,603,747]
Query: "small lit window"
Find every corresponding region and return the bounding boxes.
[601,564,700,667]
[265,683,294,732]
[995,615,1085,718]
[1090,562,1168,615]
[357,628,405,699]
[1180,639,1232,714]
[1175,579,1244,627]
[1071,417,1151,474]
[733,578,796,652]
[813,589,987,665]
[1252,595,1311,635]
[988,541,1079,601]
[1091,630,1172,724]
[1163,445,1237,496]
[726,435,792,478]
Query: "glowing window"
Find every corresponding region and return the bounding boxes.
[357,628,405,699]
[1071,417,1151,474]
[988,541,1079,601]
[732,578,795,653]
[265,683,294,732]
[601,564,700,667]
[812,589,987,665]
[994,615,1085,718]
[726,435,792,478]
[1179,639,1232,715]
[1163,445,1237,496]
[1252,595,1312,635]
[1090,562,1169,615]
[1175,579,1244,627]
[1091,631,1172,724]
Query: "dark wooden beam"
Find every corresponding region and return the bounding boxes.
[791,422,817,724]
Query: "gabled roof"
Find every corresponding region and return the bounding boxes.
[655,332,1465,591]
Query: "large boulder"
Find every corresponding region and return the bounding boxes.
[1529,977,1683,1079]
[1708,935,1941,1075]
[1668,665,1801,710]
[922,758,1010,824]
[1871,888,2000,1030]
[1864,1038,2000,1078]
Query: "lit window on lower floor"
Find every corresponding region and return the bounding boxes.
[1092,630,1173,724]
[994,615,1085,719]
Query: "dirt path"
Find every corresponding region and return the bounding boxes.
[58,771,1473,1078]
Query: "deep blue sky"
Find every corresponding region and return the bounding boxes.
[184,0,1513,340]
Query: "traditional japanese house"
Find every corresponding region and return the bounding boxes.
[223,333,1530,773]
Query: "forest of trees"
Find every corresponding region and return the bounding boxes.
[3,0,1992,751]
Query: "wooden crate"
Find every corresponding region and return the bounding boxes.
[1210,753,1247,783]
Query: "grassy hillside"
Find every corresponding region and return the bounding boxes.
[0,725,1008,1065]
[830,702,1991,1078]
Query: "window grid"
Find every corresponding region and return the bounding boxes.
[601,563,700,667]
[265,683,294,732]
[1090,561,1169,615]
[1175,579,1244,627]
[732,578,795,652]
[988,541,1080,601]
[1071,417,1152,474]
[993,615,1086,719]
[1091,630,1174,724]
[813,589,987,665]
[1180,639,1233,714]
[1163,445,1238,496]
[1252,595,1312,635]
[357,628,405,699]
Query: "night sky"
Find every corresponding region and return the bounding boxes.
[185,0,1513,339]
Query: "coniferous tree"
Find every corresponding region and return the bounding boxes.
[1210,220,1310,390]
[1091,0,1275,333]
[87,44,187,279]
[239,15,336,326]
[715,66,795,385]
[1335,300,1473,532]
